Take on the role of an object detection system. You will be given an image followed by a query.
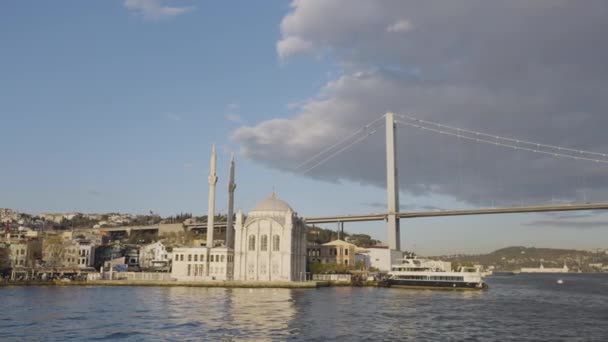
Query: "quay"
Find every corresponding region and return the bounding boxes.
[0,280,330,288]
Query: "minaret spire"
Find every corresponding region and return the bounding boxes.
[206,144,218,248]
[226,152,236,249]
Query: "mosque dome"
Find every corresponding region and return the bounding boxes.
[251,192,293,212]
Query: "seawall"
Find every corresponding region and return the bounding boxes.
[0,280,330,289]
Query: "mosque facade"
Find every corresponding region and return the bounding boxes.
[233,194,307,281]
[170,146,307,283]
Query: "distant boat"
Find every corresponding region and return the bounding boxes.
[557,279,564,284]
[520,263,569,273]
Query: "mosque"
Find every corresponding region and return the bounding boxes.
[171,146,307,282]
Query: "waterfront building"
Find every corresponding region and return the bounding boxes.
[365,245,404,272]
[355,252,371,269]
[76,239,95,268]
[42,237,79,268]
[124,245,140,268]
[172,147,306,283]
[139,241,169,270]
[170,246,234,281]
[169,145,236,282]
[8,240,41,268]
[307,239,360,266]
[94,243,125,270]
[42,234,96,268]
[233,193,307,282]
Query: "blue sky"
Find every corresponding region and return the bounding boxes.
[2,1,608,254]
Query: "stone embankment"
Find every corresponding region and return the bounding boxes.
[0,280,330,288]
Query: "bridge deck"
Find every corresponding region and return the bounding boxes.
[305,203,608,224]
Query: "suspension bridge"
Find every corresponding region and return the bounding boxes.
[299,113,608,251]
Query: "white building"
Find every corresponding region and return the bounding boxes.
[170,246,234,281]
[365,246,403,272]
[77,240,95,268]
[139,241,169,269]
[233,194,307,282]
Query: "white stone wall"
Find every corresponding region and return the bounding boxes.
[170,246,234,281]
[367,248,404,271]
[234,209,307,282]
[77,244,94,268]
[139,242,169,269]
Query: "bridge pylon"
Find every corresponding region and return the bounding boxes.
[386,112,401,251]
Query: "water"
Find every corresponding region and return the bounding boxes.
[1,274,607,341]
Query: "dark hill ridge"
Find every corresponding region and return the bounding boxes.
[435,246,608,272]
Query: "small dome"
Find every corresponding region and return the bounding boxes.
[251,192,293,212]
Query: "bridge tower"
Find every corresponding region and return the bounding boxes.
[386,112,401,250]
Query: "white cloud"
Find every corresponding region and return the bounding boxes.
[277,36,314,60]
[124,0,193,20]
[233,1,608,207]
[386,19,411,33]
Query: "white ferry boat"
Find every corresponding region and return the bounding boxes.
[387,256,487,290]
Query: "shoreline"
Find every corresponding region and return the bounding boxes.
[0,280,331,288]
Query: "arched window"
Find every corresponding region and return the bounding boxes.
[261,235,268,251]
[272,235,280,251]
[194,255,198,262]
[248,235,256,251]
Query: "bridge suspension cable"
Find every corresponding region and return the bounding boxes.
[397,114,608,159]
[294,115,385,174]
[395,118,608,164]
[299,129,378,174]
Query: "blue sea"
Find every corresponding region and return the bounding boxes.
[1,274,607,341]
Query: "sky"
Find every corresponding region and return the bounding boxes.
[2,0,608,255]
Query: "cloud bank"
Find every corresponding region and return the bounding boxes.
[234,0,608,207]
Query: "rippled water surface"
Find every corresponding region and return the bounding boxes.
[1,274,607,341]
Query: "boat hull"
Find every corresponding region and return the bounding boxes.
[388,279,487,290]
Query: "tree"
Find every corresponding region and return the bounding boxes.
[43,236,67,267]
[348,234,381,247]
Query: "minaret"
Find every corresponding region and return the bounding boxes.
[207,144,218,248]
[226,153,236,249]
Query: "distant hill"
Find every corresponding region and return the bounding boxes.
[435,246,608,272]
